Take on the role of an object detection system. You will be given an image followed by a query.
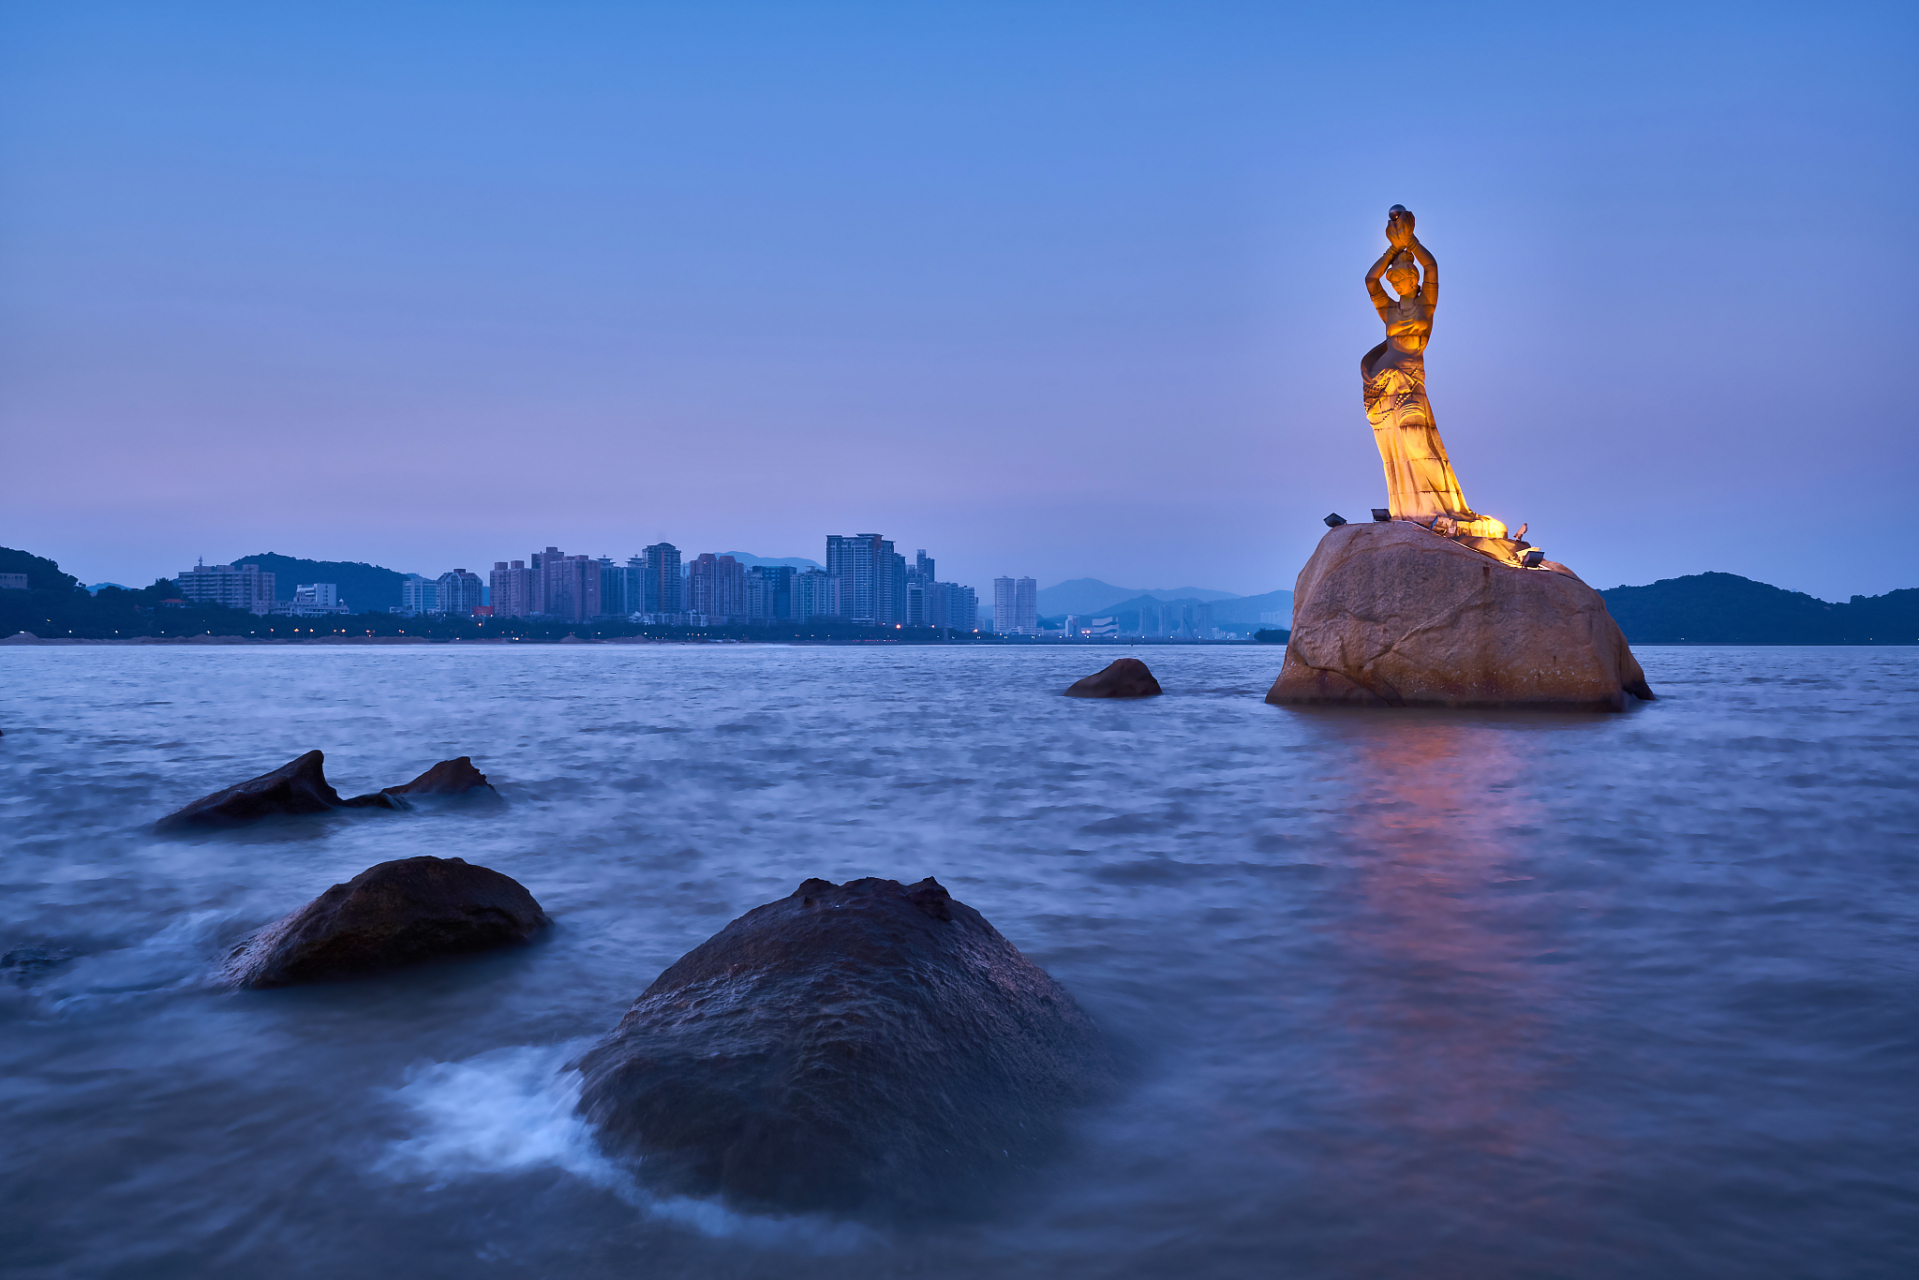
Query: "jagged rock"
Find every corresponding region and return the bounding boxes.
[224,856,547,988]
[1064,657,1163,699]
[1266,521,1654,710]
[573,876,1113,1218]
[153,750,398,832]
[382,756,498,800]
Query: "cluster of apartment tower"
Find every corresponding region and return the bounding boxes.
[172,536,1115,633]
[462,536,983,630]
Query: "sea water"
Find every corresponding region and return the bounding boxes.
[1,644,1914,1279]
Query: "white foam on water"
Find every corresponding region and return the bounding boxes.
[41,910,245,1008]
[376,1044,878,1253]
[378,1044,617,1187]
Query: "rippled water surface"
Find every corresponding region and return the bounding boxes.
[2,644,1915,1279]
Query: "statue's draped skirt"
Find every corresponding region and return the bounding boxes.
[1363,358,1506,538]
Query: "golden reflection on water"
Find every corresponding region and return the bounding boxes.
[1319,715,1593,1257]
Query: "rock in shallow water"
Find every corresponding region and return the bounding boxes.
[154,751,499,831]
[381,755,498,800]
[1267,520,1655,710]
[1064,657,1163,698]
[224,856,548,988]
[572,876,1113,1218]
[152,750,397,832]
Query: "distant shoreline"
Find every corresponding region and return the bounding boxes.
[0,632,1272,648]
[4,633,1915,650]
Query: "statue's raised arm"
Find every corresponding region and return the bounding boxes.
[1364,242,1399,315]
[1404,234,1437,311]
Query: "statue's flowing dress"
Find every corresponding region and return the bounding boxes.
[1362,310,1506,539]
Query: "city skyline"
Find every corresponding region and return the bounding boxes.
[4,5,1914,601]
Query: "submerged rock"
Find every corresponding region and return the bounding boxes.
[573,876,1112,1218]
[382,755,498,800]
[1267,520,1655,710]
[224,856,547,988]
[153,750,397,832]
[2,945,73,984]
[1064,657,1163,699]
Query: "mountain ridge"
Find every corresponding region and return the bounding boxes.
[1038,577,1244,616]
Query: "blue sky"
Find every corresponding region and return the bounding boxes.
[2,1,1914,598]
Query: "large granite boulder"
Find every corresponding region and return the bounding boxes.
[1064,657,1163,698]
[153,750,397,832]
[224,856,547,988]
[572,876,1113,1218]
[1266,521,1654,710]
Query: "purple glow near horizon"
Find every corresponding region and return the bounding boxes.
[2,3,1914,600]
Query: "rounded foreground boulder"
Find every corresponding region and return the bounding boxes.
[224,856,547,988]
[572,876,1113,1219]
[1064,657,1163,698]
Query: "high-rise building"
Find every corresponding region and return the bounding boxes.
[489,561,537,617]
[640,543,683,614]
[991,576,1038,634]
[903,549,938,627]
[399,575,438,615]
[598,556,645,617]
[177,562,275,613]
[436,569,484,616]
[889,549,907,625]
[824,534,900,626]
[685,554,746,621]
[532,548,600,622]
[943,582,978,631]
[792,568,838,621]
[530,547,563,611]
[746,565,795,624]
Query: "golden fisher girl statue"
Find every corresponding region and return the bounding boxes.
[1362,205,1512,542]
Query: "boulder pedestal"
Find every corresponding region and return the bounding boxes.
[1266,521,1653,711]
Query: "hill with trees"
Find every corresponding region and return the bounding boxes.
[232,554,412,611]
[1599,573,1919,644]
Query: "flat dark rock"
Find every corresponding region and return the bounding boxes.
[382,756,498,800]
[1064,657,1163,699]
[224,856,547,988]
[153,750,397,833]
[573,876,1112,1219]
